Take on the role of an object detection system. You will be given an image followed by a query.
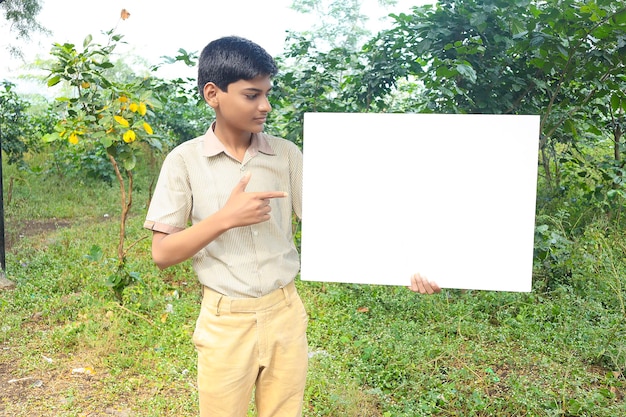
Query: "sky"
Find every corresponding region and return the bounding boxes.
[0,0,432,90]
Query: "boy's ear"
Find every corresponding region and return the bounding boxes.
[203,82,219,108]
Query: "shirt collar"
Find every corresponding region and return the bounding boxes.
[202,122,275,158]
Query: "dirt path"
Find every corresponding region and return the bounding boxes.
[4,219,72,252]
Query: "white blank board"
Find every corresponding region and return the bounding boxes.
[300,113,540,292]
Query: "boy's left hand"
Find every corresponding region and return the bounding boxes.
[409,273,441,294]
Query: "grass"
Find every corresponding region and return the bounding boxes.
[1,160,625,416]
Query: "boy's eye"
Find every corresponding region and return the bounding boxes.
[244,91,271,100]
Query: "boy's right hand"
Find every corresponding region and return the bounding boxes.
[222,172,287,228]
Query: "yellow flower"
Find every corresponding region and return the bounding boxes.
[69,132,79,145]
[118,96,129,103]
[129,102,139,113]
[123,129,136,143]
[114,115,129,127]
[81,81,90,89]
[139,102,147,116]
[142,122,153,135]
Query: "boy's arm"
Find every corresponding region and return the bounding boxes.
[151,172,286,269]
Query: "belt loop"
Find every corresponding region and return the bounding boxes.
[216,295,224,316]
[282,286,291,306]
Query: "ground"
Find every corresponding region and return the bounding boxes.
[4,219,71,252]
[0,219,133,416]
[0,353,132,416]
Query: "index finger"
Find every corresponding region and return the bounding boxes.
[254,191,288,200]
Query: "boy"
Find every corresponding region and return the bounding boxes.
[144,36,439,417]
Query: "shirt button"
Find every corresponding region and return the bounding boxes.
[240,165,245,171]
[253,231,259,236]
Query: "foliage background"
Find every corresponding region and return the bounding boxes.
[1,0,626,415]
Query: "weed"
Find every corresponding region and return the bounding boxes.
[1,163,626,416]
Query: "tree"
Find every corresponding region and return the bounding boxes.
[1,0,48,57]
[0,81,30,164]
[270,29,400,145]
[148,49,208,147]
[0,81,23,290]
[369,0,626,205]
[44,30,163,301]
[291,0,373,50]
[274,0,626,223]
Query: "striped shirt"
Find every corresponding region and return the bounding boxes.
[144,126,303,298]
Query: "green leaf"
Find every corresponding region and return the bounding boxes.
[42,133,61,143]
[123,154,137,171]
[567,398,582,414]
[456,63,477,83]
[84,245,103,262]
[564,119,577,135]
[96,62,115,69]
[594,187,604,201]
[105,273,121,287]
[610,94,621,112]
[100,135,113,148]
[83,34,93,48]
[613,10,626,25]
[145,137,163,151]
[47,75,61,87]
[435,66,458,78]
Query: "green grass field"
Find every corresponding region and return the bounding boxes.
[1,162,625,416]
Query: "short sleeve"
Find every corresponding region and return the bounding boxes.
[144,151,193,234]
[289,142,303,220]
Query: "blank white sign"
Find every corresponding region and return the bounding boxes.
[300,113,540,292]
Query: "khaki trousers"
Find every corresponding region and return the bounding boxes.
[193,281,308,417]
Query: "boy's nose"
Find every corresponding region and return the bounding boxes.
[260,96,272,112]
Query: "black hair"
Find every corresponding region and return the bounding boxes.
[197,36,278,96]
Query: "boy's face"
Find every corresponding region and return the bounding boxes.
[207,75,273,135]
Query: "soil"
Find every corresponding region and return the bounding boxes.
[0,346,132,416]
[4,219,72,252]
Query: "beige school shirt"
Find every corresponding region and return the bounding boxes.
[144,126,303,298]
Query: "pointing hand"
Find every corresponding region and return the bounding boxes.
[223,172,287,228]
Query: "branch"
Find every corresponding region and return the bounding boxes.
[114,303,155,327]
[540,6,626,144]
[540,68,615,148]
[122,235,148,259]
[107,153,127,261]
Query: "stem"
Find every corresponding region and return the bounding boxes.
[7,177,14,207]
[114,302,155,327]
[540,146,553,190]
[107,153,132,262]
[123,236,148,259]
[610,106,623,165]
